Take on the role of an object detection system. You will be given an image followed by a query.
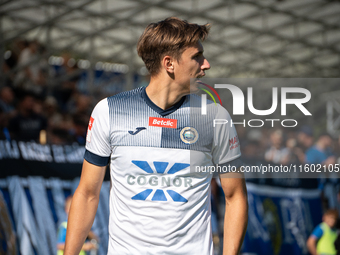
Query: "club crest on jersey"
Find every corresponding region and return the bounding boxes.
[180,127,199,144]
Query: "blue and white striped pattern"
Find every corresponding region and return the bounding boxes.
[107,88,218,152]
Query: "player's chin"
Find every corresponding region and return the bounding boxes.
[189,79,200,93]
[189,83,200,94]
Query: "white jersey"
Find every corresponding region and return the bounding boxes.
[85,87,241,255]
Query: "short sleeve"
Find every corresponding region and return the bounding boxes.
[57,224,67,244]
[84,98,111,166]
[212,105,241,166]
[311,224,323,239]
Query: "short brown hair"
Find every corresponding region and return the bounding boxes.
[324,209,338,218]
[137,17,210,76]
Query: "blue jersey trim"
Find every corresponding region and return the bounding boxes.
[84,149,110,166]
[141,87,186,116]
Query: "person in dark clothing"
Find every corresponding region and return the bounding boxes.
[0,86,15,115]
[69,114,87,145]
[8,92,47,141]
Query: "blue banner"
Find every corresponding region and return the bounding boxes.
[242,183,323,255]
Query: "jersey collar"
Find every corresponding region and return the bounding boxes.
[141,87,186,117]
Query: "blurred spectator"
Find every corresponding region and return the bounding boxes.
[3,51,17,87]
[57,196,98,255]
[49,128,71,145]
[8,92,47,141]
[44,96,63,129]
[53,53,80,112]
[284,137,306,164]
[0,86,16,138]
[33,95,45,115]
[242,130,263,160]
[243,140,262,160]
[11,39,28,62]
[307,209,338,255]
[290,125,314,164]
[298,126,314,152]
[15,40,48,96]
[265,129,290,164]
[69,114,88,145]
[68,94,92,117]
[0,108,10,140]
[305,133,336,166]
[305,133,337,210]
[0,86,15,115]
[323,178,340,215]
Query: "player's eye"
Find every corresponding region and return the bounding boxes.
[193,54,201,59]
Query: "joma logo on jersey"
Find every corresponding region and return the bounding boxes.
[128,161,190,203]
[128,127,146,135]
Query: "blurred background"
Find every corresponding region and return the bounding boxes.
[1,0,340,254]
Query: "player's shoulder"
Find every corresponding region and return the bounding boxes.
[215,103,232,119]
[92,97,109,113]
[107,87,144,104]
[189,93,221,111]
[93,87,144,112]
[190,93,231,119]
[190,94,230,114]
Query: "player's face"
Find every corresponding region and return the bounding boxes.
[174,41,210,93]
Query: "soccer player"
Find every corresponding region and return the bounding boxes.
[64,17,248,255]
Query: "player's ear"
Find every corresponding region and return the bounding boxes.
[163,56,174,73]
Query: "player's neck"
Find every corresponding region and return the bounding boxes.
[146,76,186,110]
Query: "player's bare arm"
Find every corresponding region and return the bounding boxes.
[220,172,248,255]
[64,160,106,255]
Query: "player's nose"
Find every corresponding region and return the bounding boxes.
[202,58,210,71]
